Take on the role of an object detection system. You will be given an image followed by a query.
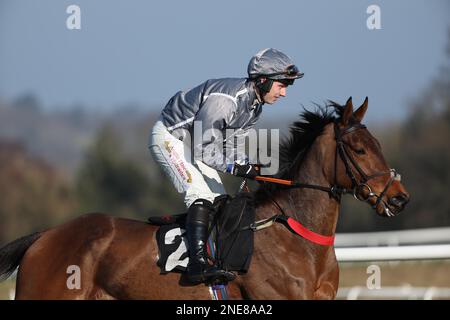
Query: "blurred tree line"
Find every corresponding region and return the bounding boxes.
[0,141,76,244]
[1,35,450,244]
[75,122,184,220]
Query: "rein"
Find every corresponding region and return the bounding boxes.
[255,176,350,199]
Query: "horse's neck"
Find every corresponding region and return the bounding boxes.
[246,134,339,299]
[289,152,340,236]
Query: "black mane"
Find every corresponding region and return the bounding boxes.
[276,101,344,178]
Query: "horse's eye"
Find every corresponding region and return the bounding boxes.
[355,148,366,155]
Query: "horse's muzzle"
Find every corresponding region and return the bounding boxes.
[386,192,410,216]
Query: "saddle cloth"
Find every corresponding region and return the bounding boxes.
[149,193,256,275]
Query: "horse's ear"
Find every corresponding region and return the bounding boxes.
[341,96,353,126]
[354,97,368,123]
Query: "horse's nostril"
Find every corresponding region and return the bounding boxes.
[390,193,410,207]
[399,192,410,203]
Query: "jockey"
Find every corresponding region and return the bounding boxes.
[149,48,303,284]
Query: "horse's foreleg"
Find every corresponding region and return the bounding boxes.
[314,263,339,300]
[87,286,117,300]
[313,281,338,300]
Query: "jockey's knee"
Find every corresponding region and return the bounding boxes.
[185,192,217,209]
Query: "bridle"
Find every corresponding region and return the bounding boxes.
[261,121,402,216]
[332,121,401,216]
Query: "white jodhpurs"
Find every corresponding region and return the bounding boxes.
[149,120,226,208]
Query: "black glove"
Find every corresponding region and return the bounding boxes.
[227,163,260,179]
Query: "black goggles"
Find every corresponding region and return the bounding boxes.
[264,65,304,79]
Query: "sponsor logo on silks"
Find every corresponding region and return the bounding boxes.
[164,141,192,184]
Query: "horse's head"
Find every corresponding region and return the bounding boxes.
[328,97,410,217]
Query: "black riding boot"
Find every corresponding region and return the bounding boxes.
[185,199,235,284]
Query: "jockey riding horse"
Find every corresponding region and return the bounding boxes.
[149,48,303,284]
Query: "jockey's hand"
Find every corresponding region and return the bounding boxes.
[227,163,260,179]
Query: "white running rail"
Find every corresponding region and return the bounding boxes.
[335,244,450,262]
[335,227,450,247]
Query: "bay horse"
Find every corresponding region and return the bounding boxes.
[0,97,409,299]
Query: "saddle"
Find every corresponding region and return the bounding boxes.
[148,193,256,275]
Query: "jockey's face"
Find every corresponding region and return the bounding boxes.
[262,80,288,104]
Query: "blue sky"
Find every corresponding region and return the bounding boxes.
[0,0,449,123]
